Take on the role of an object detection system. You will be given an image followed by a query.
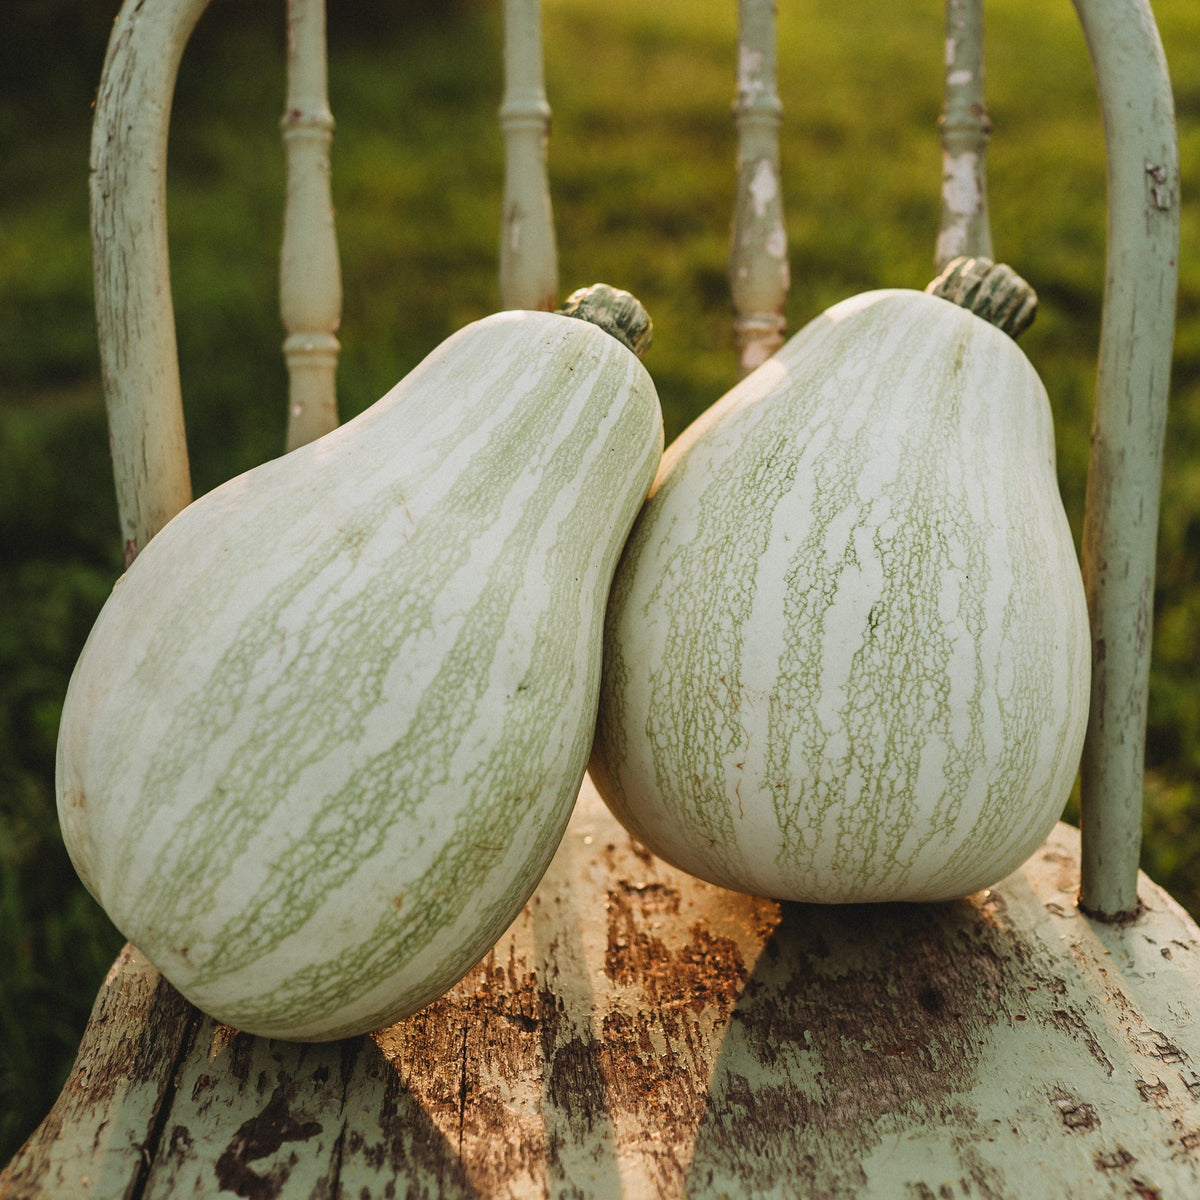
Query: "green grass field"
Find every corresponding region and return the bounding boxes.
[1,0,1197,1163]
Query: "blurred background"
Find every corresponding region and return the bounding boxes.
[1,0,1197,1163]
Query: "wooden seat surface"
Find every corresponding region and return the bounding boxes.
[4,776,1200,1199]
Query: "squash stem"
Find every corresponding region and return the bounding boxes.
[925,256,1037,340]
[556,284,653,359]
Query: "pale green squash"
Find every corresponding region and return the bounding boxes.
[57,289,663,1040]
[591,271,1089,904]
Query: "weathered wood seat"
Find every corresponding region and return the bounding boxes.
[1,0,1193,1195]
[7,781,1200,1197]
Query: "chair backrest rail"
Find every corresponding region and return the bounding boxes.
[90,0,210,561]
[280,0,342,451]
[499,0,558,311]
[730,0,790,379]
[1073,0,1179,917]
[936,0,993,269]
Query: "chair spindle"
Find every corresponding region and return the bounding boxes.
[499,0,558,311]
[280,0,342,451]
[730,0,790,378]
[936,0,993,270]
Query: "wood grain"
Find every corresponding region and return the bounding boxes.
[6,776,1200,1198]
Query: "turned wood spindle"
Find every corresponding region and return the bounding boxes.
[281,0,342,451]
[730,0,789,378]
[499,0,558,312]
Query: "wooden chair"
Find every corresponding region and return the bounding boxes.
[2,0,1194,1195]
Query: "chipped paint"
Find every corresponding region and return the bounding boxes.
[737,44,765,102]
[942,147,981,215]
[1146,161,1173,211]
[747,158,777,218]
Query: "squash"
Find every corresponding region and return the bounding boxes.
[590,259,1090,904]
[56,285,663,1040]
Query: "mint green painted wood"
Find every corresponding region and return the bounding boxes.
[1070,0,1180,918]
[730,0,789,378]
[90,0,212,561]
[7,780,1200,1198]
[499,0,558,311]
[280,0,342,452]
[936,0,993,270]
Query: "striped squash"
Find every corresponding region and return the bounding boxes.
[57,293,663,1040]
[590,277,1090,904]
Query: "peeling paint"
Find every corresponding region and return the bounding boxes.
[737,45,765,102]
[748,159,777,219]
[942,150,981,214]
[1145,162,1173,212]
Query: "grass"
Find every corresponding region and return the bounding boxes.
[1,0,1198,1164]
